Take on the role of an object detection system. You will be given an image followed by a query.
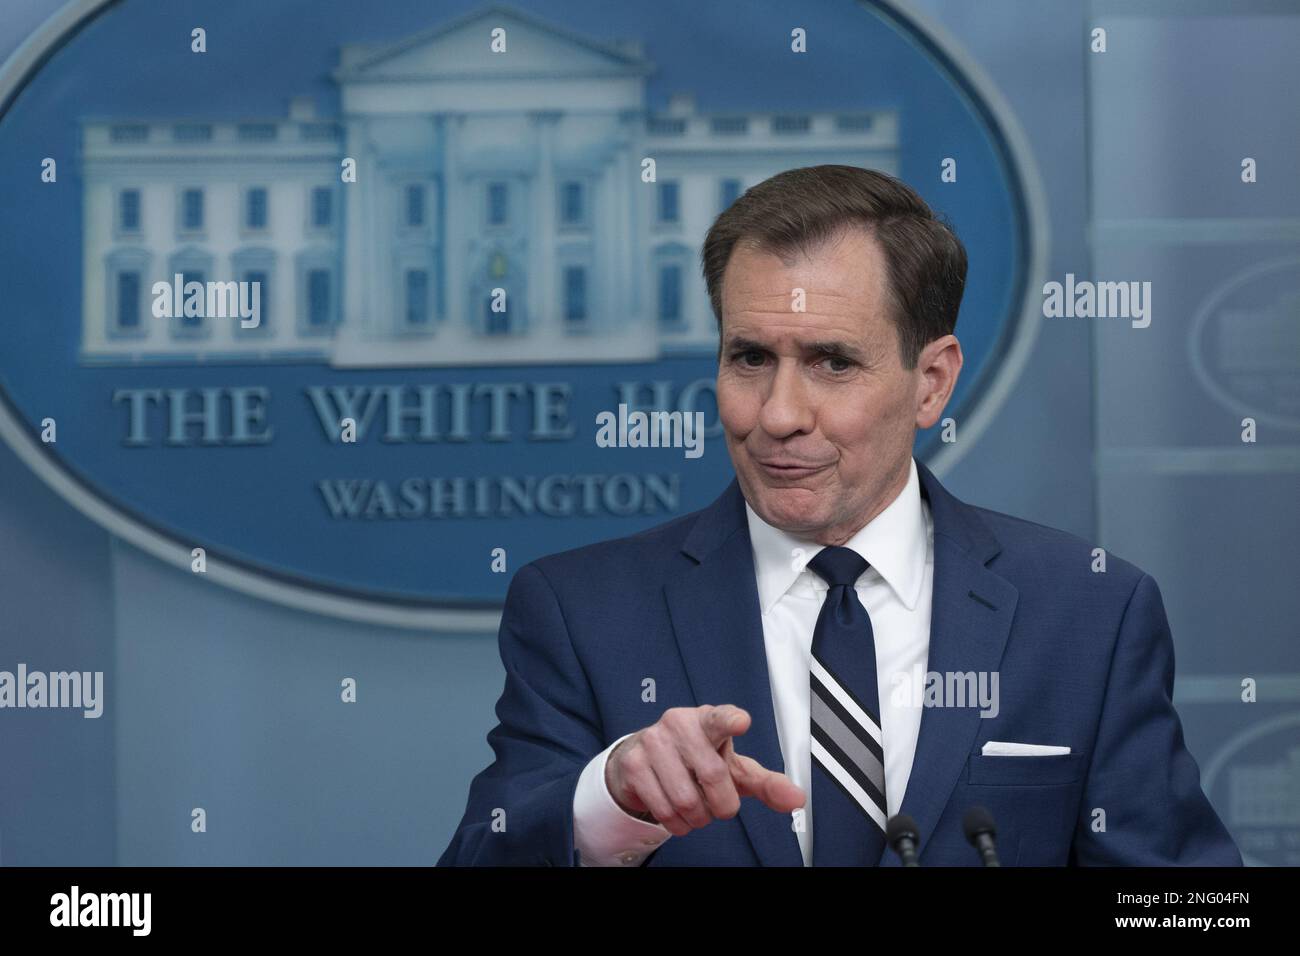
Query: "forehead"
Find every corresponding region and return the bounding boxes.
[720,226,892,343]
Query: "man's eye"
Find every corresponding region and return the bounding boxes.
[733,350,765,367]
[823,355,854,373]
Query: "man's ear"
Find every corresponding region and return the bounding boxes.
[914,335,963,429]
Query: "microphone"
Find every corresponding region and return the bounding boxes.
[885,814,922,866]
[962,806,1000,867]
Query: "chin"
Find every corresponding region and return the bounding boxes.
[751,489,824,532]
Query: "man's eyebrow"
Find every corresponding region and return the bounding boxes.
[723,336,868,363]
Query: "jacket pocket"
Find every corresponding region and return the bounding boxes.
[966,751,1083,787]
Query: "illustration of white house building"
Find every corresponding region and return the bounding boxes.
[79,3,898,367]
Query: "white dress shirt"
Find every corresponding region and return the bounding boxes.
[573,456,935,866]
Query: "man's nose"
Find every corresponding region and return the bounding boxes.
[758,359,815,436]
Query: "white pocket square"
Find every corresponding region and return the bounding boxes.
[981,741,1071,756]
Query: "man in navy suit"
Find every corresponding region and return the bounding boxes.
[439,165,1241,867]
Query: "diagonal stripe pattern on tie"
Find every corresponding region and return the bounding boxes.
[807,545,888,866]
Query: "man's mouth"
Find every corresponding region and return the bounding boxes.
[755,458,830,479]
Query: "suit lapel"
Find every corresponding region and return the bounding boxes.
[664,479,803,867]
[879,460,1018,867]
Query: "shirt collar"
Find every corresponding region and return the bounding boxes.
[745,456,930,615]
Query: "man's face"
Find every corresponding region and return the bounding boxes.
[715,226,956,546]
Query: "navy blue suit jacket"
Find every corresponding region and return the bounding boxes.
[439,461,1242,866]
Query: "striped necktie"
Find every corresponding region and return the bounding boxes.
[807,545,888,866]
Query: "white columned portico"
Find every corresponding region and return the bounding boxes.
[596,147,626,334]
[342,116,372,337]
[444,113,466,331]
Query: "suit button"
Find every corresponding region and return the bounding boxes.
[619,851,638,865]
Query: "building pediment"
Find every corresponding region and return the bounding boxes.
[336,2,651,82]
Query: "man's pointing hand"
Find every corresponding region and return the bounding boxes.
[604,704,806,837]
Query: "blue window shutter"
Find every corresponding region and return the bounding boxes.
[308,270,331,326]
[117,272,140,328]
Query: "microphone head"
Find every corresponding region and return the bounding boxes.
[886,813,920,846]
[962,806,996,844]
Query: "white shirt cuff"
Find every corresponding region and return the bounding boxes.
[573,732,671,866]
